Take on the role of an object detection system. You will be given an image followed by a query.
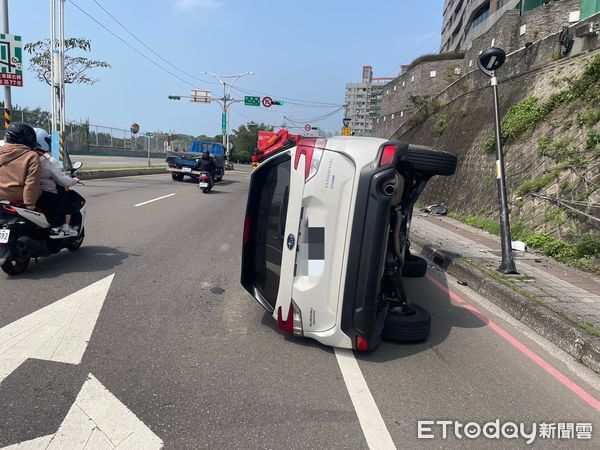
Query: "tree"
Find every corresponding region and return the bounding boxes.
[24,38,110,85]
[232,122,273,154]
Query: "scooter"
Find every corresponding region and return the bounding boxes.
[198,172,213,193]
[0,162,86,275]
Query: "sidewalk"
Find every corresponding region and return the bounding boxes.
[410,213,600,373]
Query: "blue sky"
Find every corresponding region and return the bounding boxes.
[8,0,444,136]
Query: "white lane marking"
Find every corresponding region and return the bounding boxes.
[445,274,600,392]
[334,348,396,450]
[3,374,163,449]
[134,193,175,207]
[0,275,114,384]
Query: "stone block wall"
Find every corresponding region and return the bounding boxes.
[374,59,464,138]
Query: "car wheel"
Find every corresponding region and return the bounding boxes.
[383,304,431,343]
[397,145,458,177]
[1,245,30,275]
[401,254,428,278]
[67,228,85,251]
[172,173,184,181]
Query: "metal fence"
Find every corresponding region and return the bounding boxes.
[7,107,171,153]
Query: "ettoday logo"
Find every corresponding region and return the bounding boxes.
[417,420,592,444]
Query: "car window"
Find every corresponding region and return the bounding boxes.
[245,154,291,308]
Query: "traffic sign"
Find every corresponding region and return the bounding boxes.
[477,47,506,77]
[342,127,351,136]
[145,132,154,137]
[190,89,212,103]
[0,33,23,87]
[304,124,311,132]
[244,96,261,106]
[262,96,273,108]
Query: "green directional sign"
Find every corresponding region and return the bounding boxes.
[244,96,261,106]
[145,132,154,137]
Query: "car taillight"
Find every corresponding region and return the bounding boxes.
[356,336,368,351]
[277,300,303,336]
[294,138,326,181]
[243,216,251,246]
[2,205,16,213]
[379,144,396,168]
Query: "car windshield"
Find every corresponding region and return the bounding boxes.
[246,154,291,308]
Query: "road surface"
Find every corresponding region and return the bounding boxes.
[1,166,599,448]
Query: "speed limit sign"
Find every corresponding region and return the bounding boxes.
[304,124,311,132]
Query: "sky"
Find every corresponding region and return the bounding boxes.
[8,0,445,137]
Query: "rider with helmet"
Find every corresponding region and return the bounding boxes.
[198,150,216,186]
[0,123,41,210]
[34,128,80,238]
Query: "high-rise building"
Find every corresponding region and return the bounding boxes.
[440,0,579,52]
[344,66,392,137]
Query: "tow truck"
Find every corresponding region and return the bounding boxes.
[252,129,303,169]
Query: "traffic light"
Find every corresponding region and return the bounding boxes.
[271,100,284,106]
[168,95,182,100]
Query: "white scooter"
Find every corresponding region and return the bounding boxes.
[0,162,86,275]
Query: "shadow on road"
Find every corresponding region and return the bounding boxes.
[6,246,132,280]
[216,180,239,186]
[358,266,485,363]
[256,261,485,362]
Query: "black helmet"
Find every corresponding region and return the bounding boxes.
[5,122,37,149]
[202,150,210,159]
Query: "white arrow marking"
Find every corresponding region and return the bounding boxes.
[3,373,163,449]
[0,275,114,384]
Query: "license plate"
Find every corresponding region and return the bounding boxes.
[0,229,10,244]
[182,167,192,173]
[199,182,208,188]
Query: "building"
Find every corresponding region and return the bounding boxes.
[441,0,591,52]
[344,66,393,137]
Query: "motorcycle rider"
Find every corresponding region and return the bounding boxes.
[34,128,79,238]
[198,150,216,186]
[0,123,41,210]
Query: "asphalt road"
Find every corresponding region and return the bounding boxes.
[1,167,599,449]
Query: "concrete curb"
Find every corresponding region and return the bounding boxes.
[411,235,600,375]
[78,168,167,180]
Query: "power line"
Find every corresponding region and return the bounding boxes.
[230,85,344,108]
[92,0,220,88]
[68,0,198,88]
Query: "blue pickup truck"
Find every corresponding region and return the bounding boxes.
[166,141,225,182]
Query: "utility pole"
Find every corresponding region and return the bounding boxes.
[201,71,254,161]
[2,0,12,129]
[50,0,68,167]
[478,48,518,274]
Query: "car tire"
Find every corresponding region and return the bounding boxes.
[1,245,30,276]
[67,228,85,251]
[397,145,458,177]
[383,304,431,343]
[172,173,184,181]
[401,254,428,278]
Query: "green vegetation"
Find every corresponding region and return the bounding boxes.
[406,51,465,71]
[451,214,600,273]
[435,116,448,136]
[516,168,560,196]
[586,130,600,150]
[538,134,551,154]
[579,107,600,127]
[483,54,600,152]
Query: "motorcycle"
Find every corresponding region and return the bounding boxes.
[0,162,86,275]
[198,172,213,193]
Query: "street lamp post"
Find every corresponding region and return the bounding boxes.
[201,71,254,161]
[478,47,518,274]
